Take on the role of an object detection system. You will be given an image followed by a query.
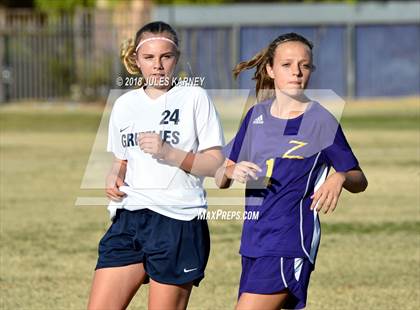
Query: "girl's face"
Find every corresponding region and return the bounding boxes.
[266,41,313,98]
[135,33,178,89]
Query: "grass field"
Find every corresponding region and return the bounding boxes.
[1,97,419,309]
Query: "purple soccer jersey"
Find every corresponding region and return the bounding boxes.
[223,99,359,263]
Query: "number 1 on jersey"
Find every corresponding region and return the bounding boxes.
[265,158,274,186]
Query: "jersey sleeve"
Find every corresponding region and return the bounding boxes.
[323,124,359,172]
[107,104,127,160]
[194,89,225,152]
[222,107,254,163]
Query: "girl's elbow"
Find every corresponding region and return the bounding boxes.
[350,176,368,193]
[358,170,368,192]
[360,177,368,192]
[351,169,368,193]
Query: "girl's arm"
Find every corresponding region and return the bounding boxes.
[310,167,368,214]
[164,144,224,177]
[215,160,234,189]
[137,132,224,177]
[105,158,127,201]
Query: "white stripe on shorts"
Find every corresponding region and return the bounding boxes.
[294,258,304,281]
[280,257,288,288]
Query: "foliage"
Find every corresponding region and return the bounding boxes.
[34,0,96,12]
[154,0,361,4]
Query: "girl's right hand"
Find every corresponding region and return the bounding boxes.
[225,161,262,184]
[105,173,126,202]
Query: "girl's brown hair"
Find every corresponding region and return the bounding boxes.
[233,32,313,101]
[120,21,179,75]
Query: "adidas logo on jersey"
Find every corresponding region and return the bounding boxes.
[253,114,264,124]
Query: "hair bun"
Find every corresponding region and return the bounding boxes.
[120,38,141,75]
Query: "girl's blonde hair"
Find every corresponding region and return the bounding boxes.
[120,21,180,76]
[121,38,139,75]
[233,32,314,102]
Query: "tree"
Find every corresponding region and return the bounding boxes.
[34,0,96,12]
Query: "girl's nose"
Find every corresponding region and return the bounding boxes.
[154,58,163,69]
[292,64,302,76]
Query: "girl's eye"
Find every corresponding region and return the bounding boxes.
[282,63,290,67]
[144,56,153,60]
[302,64,311,70]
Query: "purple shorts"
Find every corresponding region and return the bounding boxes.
[239,256,314,309]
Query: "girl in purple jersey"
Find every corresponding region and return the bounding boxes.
[215,33,368,309]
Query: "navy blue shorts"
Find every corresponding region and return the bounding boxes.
[239,256,313,309]
[95,208,210,287]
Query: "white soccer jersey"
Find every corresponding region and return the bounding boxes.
[107,85,225,221]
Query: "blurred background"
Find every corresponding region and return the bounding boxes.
[0,0,419,102]
[0,1,419,309]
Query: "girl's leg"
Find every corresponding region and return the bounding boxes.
[148,279,193,310]
[236,290,289,310]
[87,263,147,310]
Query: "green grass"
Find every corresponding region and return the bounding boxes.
[1,98,419,309]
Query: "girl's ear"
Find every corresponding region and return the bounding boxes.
[266,63,275,79]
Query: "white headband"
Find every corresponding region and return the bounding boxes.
[135,37,177,52]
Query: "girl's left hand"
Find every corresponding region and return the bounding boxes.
[310,172,346,214]
[138,132,170,159]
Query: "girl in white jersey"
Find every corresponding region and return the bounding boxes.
[88,21,224,310]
